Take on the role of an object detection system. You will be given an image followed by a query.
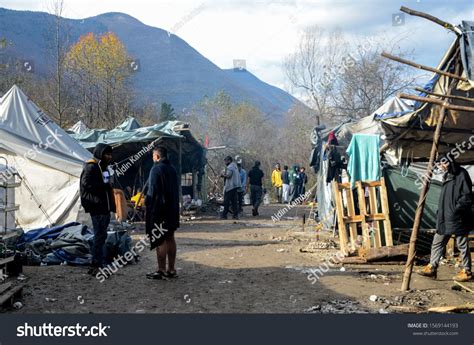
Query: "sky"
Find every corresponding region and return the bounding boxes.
[0,0,473,96]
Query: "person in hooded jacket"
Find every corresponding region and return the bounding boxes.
[80,143,116,275]
[418,155,473,282]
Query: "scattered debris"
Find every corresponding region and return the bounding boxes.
[304,300,369,314]
[452,281,474,294]
[13,301,23,309]
[339,267,346,272]
[45,297,57,302]
[369,295,378,302]
[300,240,337,253]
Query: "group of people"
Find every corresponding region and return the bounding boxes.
[220,157,265,219]
[80,144,180,280]
[79,143,472,284]
[220,158,309,220]
[271,163,308,204]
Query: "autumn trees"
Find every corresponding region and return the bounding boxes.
[66,32,132,128]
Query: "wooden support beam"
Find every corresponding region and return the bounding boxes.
[398,93,474,112]
[382,52,468,82]
[414,87,474,103]
[400,6,458,34]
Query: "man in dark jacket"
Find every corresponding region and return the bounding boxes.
[247,161,264,216]
[418,155,473,282]
[145,147,180,280]
[80,143,116,275]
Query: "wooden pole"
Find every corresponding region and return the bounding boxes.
[400,6,458,34]
[400,53,462,291]
[381,52,468,82]
[398,93,474,112]
[413,87,474,103]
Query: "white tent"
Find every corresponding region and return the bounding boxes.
[0,85,92,231]
[68,120,88,135]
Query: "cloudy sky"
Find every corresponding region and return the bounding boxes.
[0,0,473,95]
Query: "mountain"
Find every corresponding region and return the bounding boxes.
[0,8,306,120]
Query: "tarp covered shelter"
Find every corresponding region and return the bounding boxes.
[378,29,474,164]
[71,117,206,198]
[0,85,93,231]
[67,120,88,135]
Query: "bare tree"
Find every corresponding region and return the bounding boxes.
[44,0,73,127]
[284,26,347,125]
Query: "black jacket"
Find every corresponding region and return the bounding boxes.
[79,144,116,215]
[145,159,180,248]
[436,166,472,236]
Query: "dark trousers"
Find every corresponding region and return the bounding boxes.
[223,188,239,218]
[238,190,244,212]
[250,185,263,211]
[91,213,111,267]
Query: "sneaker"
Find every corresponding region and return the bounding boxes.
[252,209,257,216]
[453,269,472,282]
[417,264,437,279]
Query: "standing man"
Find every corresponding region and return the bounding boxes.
[247,161,264,216]
[221,156,241,220]
[290,165,300,202]
[282,165,290,204]
[271,163,283,203]
[145,147,180,280]
[237,163,247,213]
[418,155,472,282]
[80,143,116,276]
[299,167,308,197]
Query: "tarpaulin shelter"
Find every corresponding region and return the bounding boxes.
[0,85,93,231]
[67,120,88,135]
[378,24,474,164]
[71,117,206,199]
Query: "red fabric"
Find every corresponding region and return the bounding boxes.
[327,131,338,146]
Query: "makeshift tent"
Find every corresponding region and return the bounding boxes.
[71,117,206,199]
[67,120,88,135]
[378,31,474,164]
[0,85,93,231]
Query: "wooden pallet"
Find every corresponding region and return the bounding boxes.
[332,178,393,255]
[0,281,24,307]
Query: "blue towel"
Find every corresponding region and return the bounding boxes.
[346,134,380,187]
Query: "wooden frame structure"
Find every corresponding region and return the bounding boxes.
[332,178,393,255]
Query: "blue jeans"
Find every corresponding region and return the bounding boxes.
[91,213,111,267]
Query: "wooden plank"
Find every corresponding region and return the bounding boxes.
[453,281,474,294]
[344,187,358,251]
[368,186,382,248]
[343,215,364,223]
[360,181,382,188]
[366,214,388,222]
[332,181,348,255]
[0,284,23,306]
[336,182,351,190]
[356,181,370,249]
[428,304,474,313]
[0,256,14,266]
[358,244,409,262]
[380,178,394,246]
[0,282,12,295]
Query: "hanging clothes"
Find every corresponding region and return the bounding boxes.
[346,133,380,187]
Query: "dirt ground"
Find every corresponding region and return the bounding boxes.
[4,205,474,314]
